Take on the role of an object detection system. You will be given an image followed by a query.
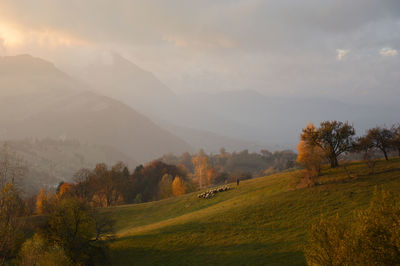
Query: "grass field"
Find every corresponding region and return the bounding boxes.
[103,158,400,265]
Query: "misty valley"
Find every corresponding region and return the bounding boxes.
[1,1,400,265]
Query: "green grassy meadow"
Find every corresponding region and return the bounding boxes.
[103,158,400,265]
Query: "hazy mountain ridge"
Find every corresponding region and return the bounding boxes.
[181,90,400,144]
[78,53,399,150]
[78,53,176,116]
[159,122,269,153]
[0,54,192,163]
[78,53,269,152]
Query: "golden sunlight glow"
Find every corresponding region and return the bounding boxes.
[0,22,23,46]
[0,21,88,49]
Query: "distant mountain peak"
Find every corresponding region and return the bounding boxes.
[0,53,61,75]
[88,52,150,76]
[80,52,175,106]
[1,53,55,67]
[0,54,192,162]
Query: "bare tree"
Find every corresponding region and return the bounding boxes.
[391,124,400,157]
[355,136,378,175]
[192,149,208,189]
[366,126,394,161]
[0,143,27,189]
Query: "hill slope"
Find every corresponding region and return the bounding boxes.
[1,139,136,195]
[0,54,192,163]
[104,158,400,265]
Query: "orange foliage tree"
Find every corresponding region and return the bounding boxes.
[36,188,48,215]
[57,182,72,198]
[206,168,217,186]
[172,177,186,197]
[297,123,325,184]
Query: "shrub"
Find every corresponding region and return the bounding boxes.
[305,189,400,265]
[18,233,72,266]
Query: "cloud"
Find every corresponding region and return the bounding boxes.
[380,47,398,56]
[0,0,399,105]
[336,49,349,61]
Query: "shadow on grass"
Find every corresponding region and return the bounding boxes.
[109,237,306,266]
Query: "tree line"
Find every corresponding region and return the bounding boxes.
[161,148,297,188]
[35,160,192,209]
[48,148,298,209]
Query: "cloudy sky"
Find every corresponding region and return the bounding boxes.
[0,0,399,105]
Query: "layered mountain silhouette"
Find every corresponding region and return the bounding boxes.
[0,54,192,163]
[179,90,400,145]
[78,53,267,152]
[1,53,397,159]
[79,53,400,150]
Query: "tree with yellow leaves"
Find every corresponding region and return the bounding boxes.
[57,182,72,198]
[297,123,325,184]
[172,177,186,197]
[36,188,48,215]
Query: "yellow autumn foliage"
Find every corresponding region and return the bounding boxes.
[297,123,325,180]
[172,177,186,197]
[58,182,72,197]
[36,188,47,215]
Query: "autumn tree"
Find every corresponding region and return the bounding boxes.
[57,182,73,198]
[172,177,186,196]
[205,167,217,186]
[365,126,394,160]
[36,188,58,215]
[36,188,48,215]
[192,150,209,189]
[297,124,325,184]
[89,163,126,207]
[301,121,355,168]
[19,233,72,266]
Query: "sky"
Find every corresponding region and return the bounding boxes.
[0,0,399,105]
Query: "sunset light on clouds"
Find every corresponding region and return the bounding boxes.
[0,0,399,104]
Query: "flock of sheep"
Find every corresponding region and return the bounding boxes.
[197,186,231,199]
